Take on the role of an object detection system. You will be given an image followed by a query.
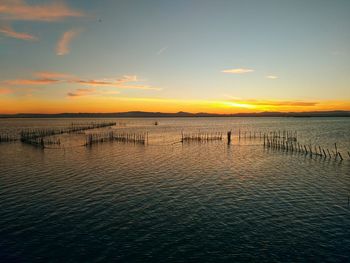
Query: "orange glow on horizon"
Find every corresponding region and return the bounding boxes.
[1,96,349,114]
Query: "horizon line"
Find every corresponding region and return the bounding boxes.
[1,110,349,118]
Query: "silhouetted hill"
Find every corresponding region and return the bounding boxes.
[0,110,349,118]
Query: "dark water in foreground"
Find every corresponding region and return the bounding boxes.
[0,118,350,262]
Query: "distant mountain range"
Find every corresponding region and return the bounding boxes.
[0,110,349,118]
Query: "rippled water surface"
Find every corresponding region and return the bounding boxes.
[0,117,350,262]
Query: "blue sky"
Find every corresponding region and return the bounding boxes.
[0,0,349,113]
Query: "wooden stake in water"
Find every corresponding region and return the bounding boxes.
[227,131,231,145]
[338,152,343,161]
[322,148,327,158]
[335,143,338,155]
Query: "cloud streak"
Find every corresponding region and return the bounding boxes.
[157,46,168,55]
[0,25,37,40]
[34,71,74,79]
[0,0,85,22]
[75,80,115,87]
[228,99,318,107]
[67,88,95,97]
[117,75,139,83]
[73,75,161,90]
[266,75,278,79]
[56,29,81,55]
[257,101,317,107]
[4,79,60,85]
[3,72,160,91]
[0,88,13,94]
[75,79,160,90]
[222,68,254,74]
[67,88,121,97]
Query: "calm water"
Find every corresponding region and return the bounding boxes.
[0,117,350,262]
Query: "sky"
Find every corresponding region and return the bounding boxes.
[0,0,349,114]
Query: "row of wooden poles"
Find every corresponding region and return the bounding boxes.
[237,129,297,141]
[264,134,348,161]
[20,121,116,140]
[19,136,61,148]
[181,132,223,142]
[181,129,349,161]
[181,129,297,144]
[85,131,148,146]
[20,122,116,148]
[0,133,18,143]
[0,122,116,148]
[1,126,349,160]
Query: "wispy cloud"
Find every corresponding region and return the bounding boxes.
[56,29,81,55]
[73,75,161,90]
[2,72,160,91]
[75,80,113,86]
[74,75,140,87]
[34,71,74,79]
[67,88,121,97]
[228,99,318,107]
[117,75,139,83]
[0,24,37,41]
[75,79,160,90]
[0,88,13,94]
[222,68,254,74]
[258,100,317,107]
[0,0,85,22]
[157,46,168,55]
[3,72,72,87]
[266,75,278,79]
[4,78,60,85]
[67,88,95,97]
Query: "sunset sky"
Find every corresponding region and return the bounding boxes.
[0,0,349,114]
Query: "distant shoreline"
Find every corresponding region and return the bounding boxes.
[1,110,349,118]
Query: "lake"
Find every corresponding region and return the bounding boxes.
[0,117,349,262]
